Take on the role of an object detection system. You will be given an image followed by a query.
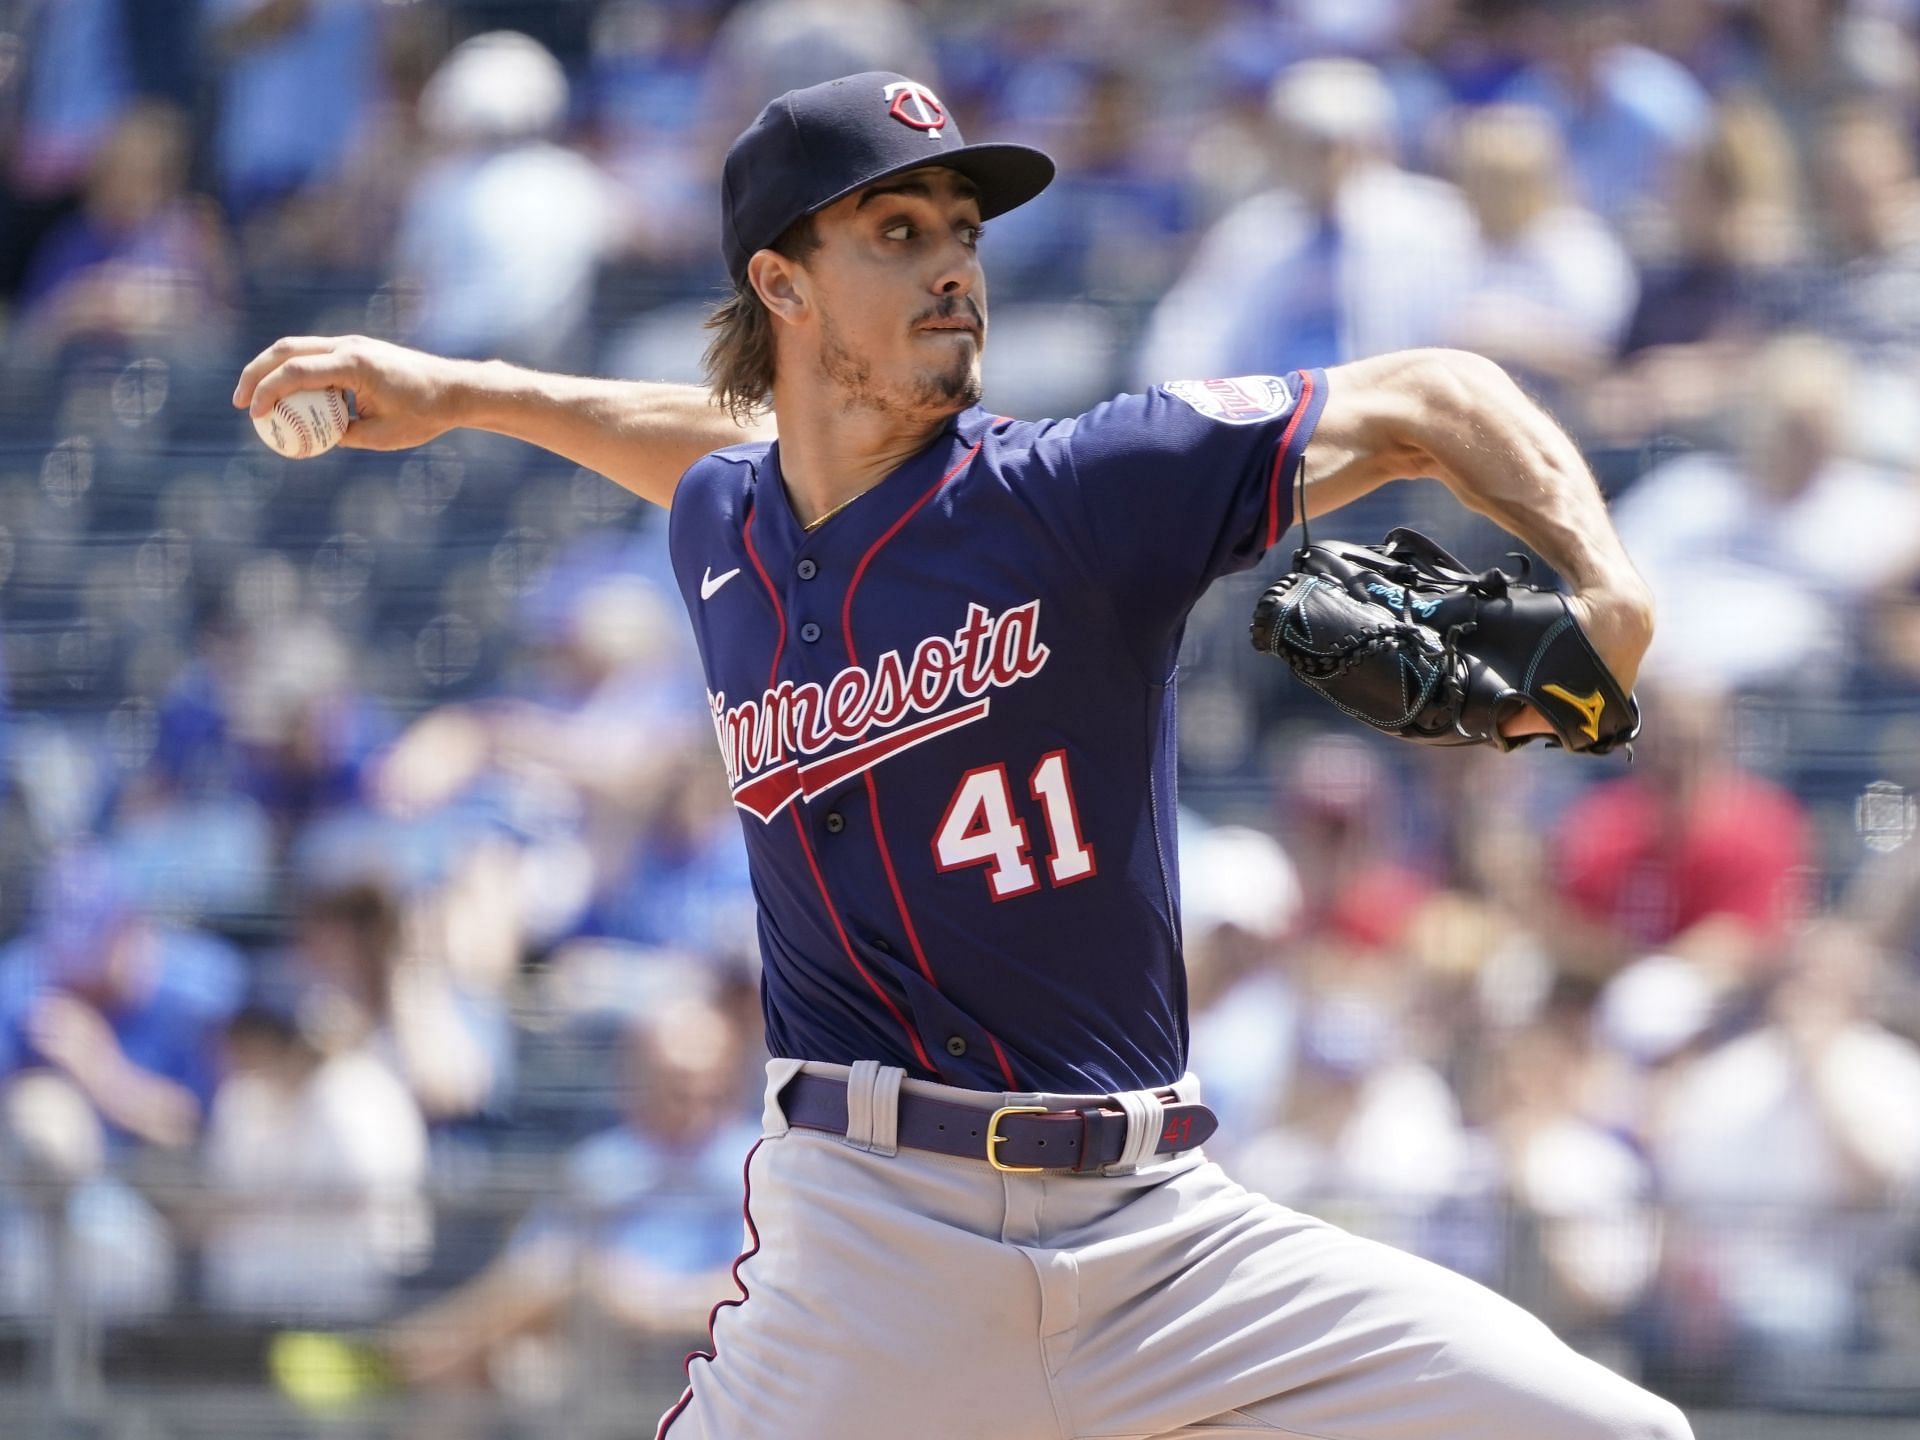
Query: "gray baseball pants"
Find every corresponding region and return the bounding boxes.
[655,1059,1692,1440]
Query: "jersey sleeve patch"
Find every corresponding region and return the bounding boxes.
[1159,375,1295,425]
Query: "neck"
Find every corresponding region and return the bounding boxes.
[770,385,959,529]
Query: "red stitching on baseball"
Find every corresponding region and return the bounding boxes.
[280,403,314,457]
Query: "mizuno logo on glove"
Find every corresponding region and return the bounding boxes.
[1539,684,1606,742]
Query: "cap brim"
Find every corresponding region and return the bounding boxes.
[814,142,1056,225]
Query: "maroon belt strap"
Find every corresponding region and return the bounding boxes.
[779,1071,1218,1172]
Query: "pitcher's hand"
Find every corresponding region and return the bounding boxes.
[234,335,470,451]
[1499,584,1652,740]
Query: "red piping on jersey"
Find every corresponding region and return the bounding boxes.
[1263,371,1317,552]
[985,1031,1018,1091]
[746,492,936,1078]
[864,774,937,988]
[742,505,784,691]
[840,440,983,663]
[792,808,937,1073]
[859,772,1014,1086]
[655,1138,764,1439]
[838,435,1020,1090]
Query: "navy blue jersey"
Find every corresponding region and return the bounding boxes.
[668,371,1327,1093]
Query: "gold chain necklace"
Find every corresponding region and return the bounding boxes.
[802,492,860,532]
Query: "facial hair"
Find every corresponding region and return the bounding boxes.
[819,303,983,419]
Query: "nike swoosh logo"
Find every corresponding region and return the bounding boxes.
[700,566,741,600]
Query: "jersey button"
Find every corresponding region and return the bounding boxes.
[945,1036,968,1058]
[796,558,818,580]
[823,811,846,834]
[873,938,893,955]
[800,621,822,643]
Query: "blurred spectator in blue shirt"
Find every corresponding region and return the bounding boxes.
[1181,818,1302,1146]
[113,613,388,890]
[395,31,621,370]
[579,753,756,962]
[204,0,385,221]
[0,848,244,1150]
[970,65,1190,304]
[385,992,758,1389]
[1477,1019,1658,1350]
[1612,334,1920,691]
[372,536,724,957]
[1715,0,1920,174]
[1799,103,1920,376]
[1495,0,1711,231]
[1137,58,1473,383]
[0,642,9,797]
[235,3,444,274]
[15,101,236,362]
[705,0,935,137]
[1590,96,1807,446]
[0,1069,176,1321]
[1621,95,1806,356]
[1233,863,1472,1259]
[6,0,132,209]
[589,0,731,273]
[1441,101,1638,394]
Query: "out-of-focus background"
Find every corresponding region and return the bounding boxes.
[1,0,1919,1435]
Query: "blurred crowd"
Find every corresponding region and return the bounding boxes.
[4,0,1920,1417]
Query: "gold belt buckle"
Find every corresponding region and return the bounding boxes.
[985,1105,1049,1173]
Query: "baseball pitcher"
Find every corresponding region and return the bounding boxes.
[236,72,1684,1440]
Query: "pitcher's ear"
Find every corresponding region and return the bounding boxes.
[749,250,808,324]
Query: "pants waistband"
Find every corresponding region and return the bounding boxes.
[763,1059,1214,1176]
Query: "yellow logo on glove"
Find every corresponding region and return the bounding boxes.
[1540,684,1605,742]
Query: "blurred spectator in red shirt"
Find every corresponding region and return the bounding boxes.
[1552,686,1811,978]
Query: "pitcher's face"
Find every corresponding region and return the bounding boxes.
[789,165,989,421]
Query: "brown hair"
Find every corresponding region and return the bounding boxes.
[301,879,403,963]
[702,214,822,422]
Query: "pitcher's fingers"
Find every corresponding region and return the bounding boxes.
[232,337,341,409]
[248,352,363,418]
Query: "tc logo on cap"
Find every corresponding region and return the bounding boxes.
[884,80,947,136]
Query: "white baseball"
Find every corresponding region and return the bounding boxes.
[253,386,350,459]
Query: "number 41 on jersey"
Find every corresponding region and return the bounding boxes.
[932,750,1095,900]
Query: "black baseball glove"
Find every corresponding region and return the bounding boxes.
[1249,528,1639,754]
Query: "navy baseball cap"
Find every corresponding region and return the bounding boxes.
[721,71,1055,288]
